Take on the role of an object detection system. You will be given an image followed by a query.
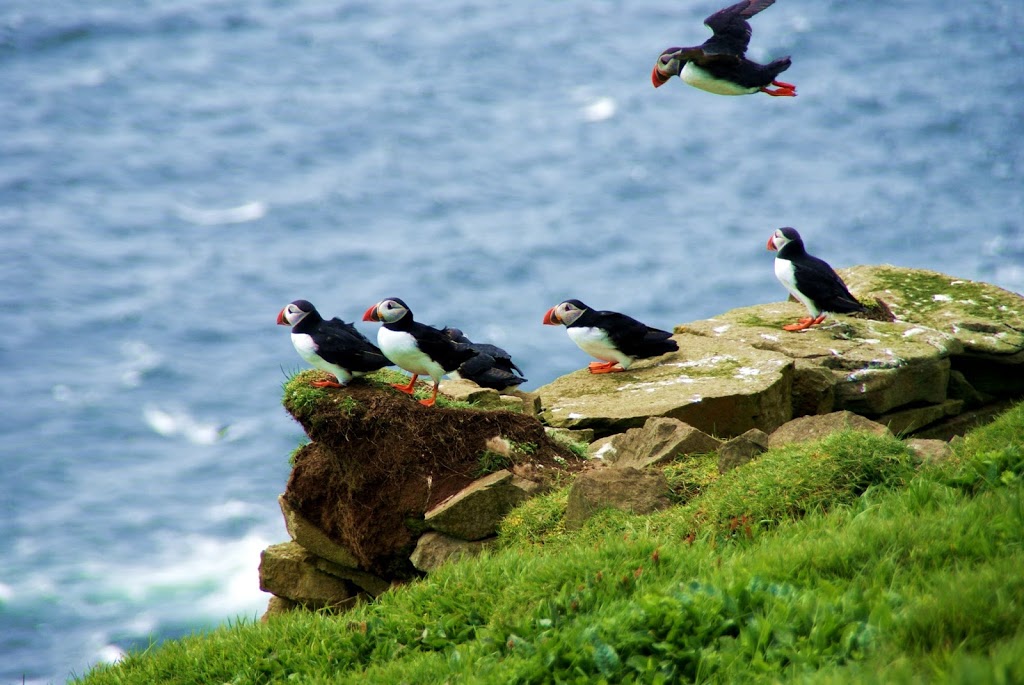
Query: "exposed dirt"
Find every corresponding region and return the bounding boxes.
[282,375,586,579]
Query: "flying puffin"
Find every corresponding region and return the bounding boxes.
[652,0,796,97]
[277,299,391,387]
[362,298,478,406]
[542,299,679,373]
[767,227,866,331]
[442,327,527,391]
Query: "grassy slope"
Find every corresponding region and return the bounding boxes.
[78,404,1024,684]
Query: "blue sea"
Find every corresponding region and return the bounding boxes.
[1,0,1021,681]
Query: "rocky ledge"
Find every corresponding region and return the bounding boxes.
[259,266,1023,617]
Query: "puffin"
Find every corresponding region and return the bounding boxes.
[767,227,866,331]
[362,298,478,406]
[277,299,391,387]
[542,299,678,373]
[652,0,796,97]
[442,327,528,391]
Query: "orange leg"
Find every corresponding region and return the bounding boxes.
[392,374,419,394]
[760,85,797,97]
[310,377,342,388]
[588,361,625,374]
[587,360,619,373]
[419,382,439,406]
[782,314,827,332]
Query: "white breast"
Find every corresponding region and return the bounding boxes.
[291,332,354,384]
[681,63,758,96]
[377,327,447,381]
[774,258,819,316]
[567,326,633,368]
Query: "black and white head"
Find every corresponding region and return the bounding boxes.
[543,299,589,327]
[652,48,685,87]
[362,297,411,324]
[277,299,316,327]
[767,227,803,252]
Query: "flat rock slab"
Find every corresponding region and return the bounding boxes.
[564,466,671,530]
[410,531,493,573]
[259,542,357,609]
[538,334,793,439]
[839,265,1024,359]
[679,303,959,416]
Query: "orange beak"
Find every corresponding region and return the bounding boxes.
[652,66,669,88]
[362,304,380,322]
[276,307,288,325]
[767,236,777,251]
[542,307,560,325]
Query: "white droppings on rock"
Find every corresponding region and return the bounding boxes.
[735,367,761,378]
[861,338,881,344]
[567,412,585,419]
[902,327,927,337]
[592,442,616,460]
[713,324,731,334]
[933,294,952,302]
[760,333,780,342]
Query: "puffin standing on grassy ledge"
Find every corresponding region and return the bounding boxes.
[767,227,866,331]
[651,0,796,97]
[442,327,528,391]
[543,299,679,374]
[362,298,478,406]
[277,300,391,387]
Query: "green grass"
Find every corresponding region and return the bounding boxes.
[77,404,1024,685]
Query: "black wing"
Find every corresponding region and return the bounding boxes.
[794,258,866,313]
[410,321,479,373]
[317,318,391,372]
[702,0,775,58]
[595,311,665,357]
[457,351,527,390]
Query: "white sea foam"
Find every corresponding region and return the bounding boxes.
[143,405,227,445]
[175,201,267,225]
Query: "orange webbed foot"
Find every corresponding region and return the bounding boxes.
[418,398,436,407]
[589,364,625,374]
[310,379,343,388]
[391,383,416,394]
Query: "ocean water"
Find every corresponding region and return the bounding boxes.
[1,0,1021,681]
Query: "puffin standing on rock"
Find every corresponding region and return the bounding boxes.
[442,327,528,391]
[651,0,796,97]
[767,227,866,331]
[277,300,391,387]
[543,299,678,373]
[362,298,478,406]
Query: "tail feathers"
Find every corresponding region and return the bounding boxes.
[831,296,867,314]
[767,56,792,79]
[638,329,679,358]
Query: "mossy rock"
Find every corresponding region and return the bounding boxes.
[537,334,793,439]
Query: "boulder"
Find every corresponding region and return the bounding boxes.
[410,531,493,573]
[538,334,793,439]
[425,470,539,541]
[905,438,954,464]
[587,417,722,469]
[311,558,391,598]
[877,399,963,436]
[717,428,770,473]
[564,466,671,530]
[680,303,959,416]
[768,411,891,449]
[261,595,299,621]
[840,265,1024,398]
[259,542,358,610]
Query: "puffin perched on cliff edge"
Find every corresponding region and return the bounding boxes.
[277,300,390,387]
[767,227,866,331]
[652,0,796,97]
[442,327,528,391]
[543,299,678,373]
[362,297,478,406]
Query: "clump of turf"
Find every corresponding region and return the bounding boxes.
[281,369,587,578]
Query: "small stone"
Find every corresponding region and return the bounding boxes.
[425,470,534,541]
[768,411,891,449]
[905,439,953,464]
[279,495,360,568]
[717,429,770,473]
[410,532,493,573]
